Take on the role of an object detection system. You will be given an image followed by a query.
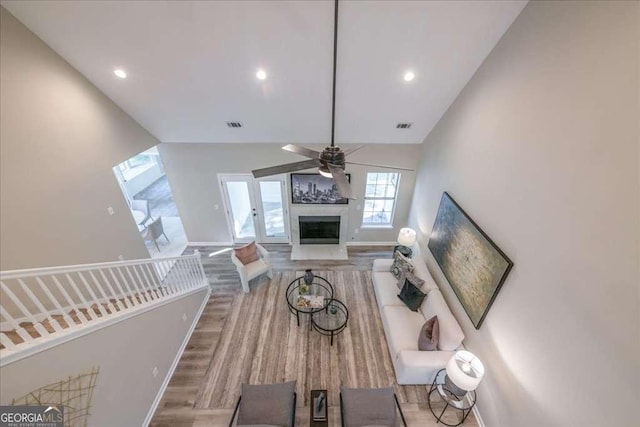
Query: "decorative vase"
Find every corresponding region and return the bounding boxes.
[329,302,338,315]
[304,269,314,286]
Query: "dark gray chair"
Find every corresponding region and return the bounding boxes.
[142,217,169,251]
[340,387,406,427]
[229,381,297,427]
[131,199,153,226]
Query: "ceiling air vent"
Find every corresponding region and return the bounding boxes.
[226,121,243,128]
[396,122,413,129]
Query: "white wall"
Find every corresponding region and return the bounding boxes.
[408,2,639,426]
[0,289,208,427]
[159,143,419,243]
[0,7,159,270]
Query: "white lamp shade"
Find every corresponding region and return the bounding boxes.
[445,350,485,391]
[397,227,417,247]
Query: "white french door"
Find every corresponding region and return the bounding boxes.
[219,174,290,244]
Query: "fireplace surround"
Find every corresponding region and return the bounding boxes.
[299,216,340,244]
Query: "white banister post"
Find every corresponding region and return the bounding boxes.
[74,272,109,317]
[127,265,157,301]
[115,267,140,306]
[35,277,75,327]
[0,281,50,338]
[116,267,149,304]
[98,268,132,310]
[85,271,118,314]
[51,275,89,325]
[64,274,99,322]
[96,270,126,311]
[0,305,32,344]
[143,263,166,298]
[195,250,208,287]
[16,278,63,334]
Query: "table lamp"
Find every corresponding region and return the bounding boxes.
[444,350,485,397]
[396,227,417,257]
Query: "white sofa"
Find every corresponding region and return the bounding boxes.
[372,246,465,385]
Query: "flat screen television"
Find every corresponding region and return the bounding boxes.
[290,173,350,205]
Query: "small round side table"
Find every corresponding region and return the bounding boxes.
[428,368,477,426]
[311,298,348,346]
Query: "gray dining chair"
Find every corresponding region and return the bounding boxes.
[229,381,297,427]
[142,217,169,251]
[130,199,153,226]
[340,386,406,427]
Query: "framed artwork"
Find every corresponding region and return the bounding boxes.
[290,173,350,205]
[428,192,513,328]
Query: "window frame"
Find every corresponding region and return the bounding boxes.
[360,172,401,228]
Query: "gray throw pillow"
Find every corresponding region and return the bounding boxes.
[237,381,296,427]
[390,252,413,280]
[341,387,397,427]
[397,279,426,312]
[396,271,425,290]
[418,315,439,351]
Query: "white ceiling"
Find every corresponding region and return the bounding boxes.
[2,0,526,144]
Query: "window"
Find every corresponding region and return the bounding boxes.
[362,172,400,226]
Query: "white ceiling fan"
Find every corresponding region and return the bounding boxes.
[251,0,413,200]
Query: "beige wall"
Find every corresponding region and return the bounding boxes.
[0,7,159,270]
[0,289,208,426]
[159,143,419,243]
[408,1,639,426]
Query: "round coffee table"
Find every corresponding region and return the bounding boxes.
[286,275,334,328]
[311,298,348,346]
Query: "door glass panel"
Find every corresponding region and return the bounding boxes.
[259,181,285,237]
[225,181,255,239]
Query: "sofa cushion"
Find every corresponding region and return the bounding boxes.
[411,257,438,294]
[234,241,259,265]
[372,259,393,272]
[397,279,426,312]
[372,271,405,308]
[381,305,425,354]
[237,381,296,427]
[390,252,413,280]
[397,271,425,290]
[420,290,464,351]
[418,316,439,351]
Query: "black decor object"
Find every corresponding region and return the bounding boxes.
[428,192,513,329]
[397,280,426,312]
[291,173,350,204]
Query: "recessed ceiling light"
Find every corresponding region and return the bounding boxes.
[256,69,267,80]
[113,69,127,79]
[403,71,415,82]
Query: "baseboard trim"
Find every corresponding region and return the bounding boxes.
[470,397,486,427]
[187,241,234,247]
[142,288,211,427]
[346,241,396,246]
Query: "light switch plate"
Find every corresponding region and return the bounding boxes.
[152,367,159,378]
[107,207,114,215]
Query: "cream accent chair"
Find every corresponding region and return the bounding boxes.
[231,243,273,293]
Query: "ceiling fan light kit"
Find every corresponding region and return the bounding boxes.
[251,0,412,200]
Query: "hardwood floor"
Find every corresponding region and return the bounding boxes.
[150,244,478,427]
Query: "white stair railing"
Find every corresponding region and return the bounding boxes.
[0,252,209,363]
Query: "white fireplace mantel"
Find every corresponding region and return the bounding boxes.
[290,205,349,260]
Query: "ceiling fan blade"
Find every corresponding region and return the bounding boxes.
[328,163,355,200]
[252,159,322,178]
[343,145,365,156]
[282,144,321,159]
[345,161,414,172]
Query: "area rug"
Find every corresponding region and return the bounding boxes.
[194,270,429,409]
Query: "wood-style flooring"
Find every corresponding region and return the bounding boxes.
[150,244,478,427]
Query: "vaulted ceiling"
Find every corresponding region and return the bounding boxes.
[2,0,526,144]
